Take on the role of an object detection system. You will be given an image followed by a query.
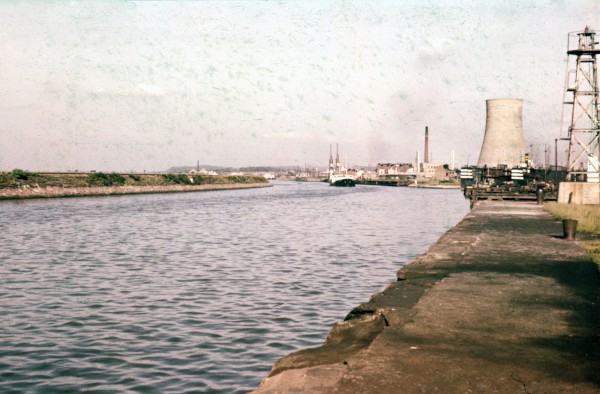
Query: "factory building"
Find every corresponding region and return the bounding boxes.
[376,163,413,177]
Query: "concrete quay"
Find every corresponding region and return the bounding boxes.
[254,200,600,393]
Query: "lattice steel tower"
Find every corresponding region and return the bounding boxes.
[561,26,600,182]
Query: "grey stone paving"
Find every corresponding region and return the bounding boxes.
[254,200,600,393]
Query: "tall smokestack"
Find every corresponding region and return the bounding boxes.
[424,126,429,164]
[477,99,526,168]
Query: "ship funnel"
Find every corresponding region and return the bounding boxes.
[477,99,526,168]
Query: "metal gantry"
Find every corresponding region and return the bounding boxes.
[561,27,600,182]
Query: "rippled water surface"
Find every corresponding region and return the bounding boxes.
[0,182,469,393]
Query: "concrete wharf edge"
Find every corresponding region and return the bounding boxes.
[0,182,271,200]
[253,200,600,393]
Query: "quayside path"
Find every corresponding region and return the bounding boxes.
[254,200,600,393]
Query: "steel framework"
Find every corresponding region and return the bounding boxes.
[561,27,600,182]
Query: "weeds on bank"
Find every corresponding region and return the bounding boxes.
[0,169,39,188]
[1,171,267,189]
[544,202,600,270]
[544,202,600,233]
[87,172,126,187]
[162,174,266,185]
[11,169,35,180]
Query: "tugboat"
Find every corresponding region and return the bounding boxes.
[328,144,355,187]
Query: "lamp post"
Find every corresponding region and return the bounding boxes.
[555,138,558,188]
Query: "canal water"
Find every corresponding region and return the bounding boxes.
[0,181,469,393]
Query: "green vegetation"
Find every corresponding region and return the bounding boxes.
[222,175,266,184]
[162,173,266,185]
[0,171,267,190]
[1,169,38,188]
[0,173,15,188]
[11,168,35,180]
[412,178,460,187]
[87,172,126,187]
[544,202,600,233]
[163,173,193,185]
[0,169,37,187]
[544,202,600,269]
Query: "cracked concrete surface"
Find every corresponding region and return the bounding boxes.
[253,201,600,393]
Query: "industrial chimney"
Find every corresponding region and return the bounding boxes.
[424,126,429,164]
[477,99,526,168]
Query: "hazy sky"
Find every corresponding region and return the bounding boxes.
[0,0,598,172]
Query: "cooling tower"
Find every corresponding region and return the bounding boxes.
[477,99,526,168]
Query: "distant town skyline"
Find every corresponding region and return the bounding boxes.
[0,1,598,172]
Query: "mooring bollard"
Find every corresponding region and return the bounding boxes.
[536,188,544,205]
[562,219,578,240]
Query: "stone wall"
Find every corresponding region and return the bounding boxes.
[557,182,600,204]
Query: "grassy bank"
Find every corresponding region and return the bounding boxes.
[544,202,600,268]
[408,179,461,189]
[0,170,266,189]
[544,202,600,233]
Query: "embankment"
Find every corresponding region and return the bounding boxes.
[254,200,600,393]
[0,183,271,200]
[0,171,271,200]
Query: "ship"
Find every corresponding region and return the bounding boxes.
[329,173,356,187]
[328,144,355,187]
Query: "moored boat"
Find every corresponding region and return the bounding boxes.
[328,144,355,187]
[329,174,356,187]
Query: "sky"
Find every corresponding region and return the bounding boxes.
[0,0,598,172]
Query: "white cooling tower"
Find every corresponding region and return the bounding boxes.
[477,99,526,168]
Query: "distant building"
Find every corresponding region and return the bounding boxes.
[436,165,457,180]
[358,170,377,180]
[192,168,218,176]
[421,162,437,178]
[414,163,456,181]
[376,163,414,177]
